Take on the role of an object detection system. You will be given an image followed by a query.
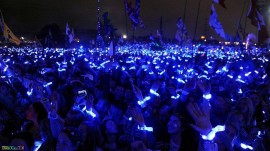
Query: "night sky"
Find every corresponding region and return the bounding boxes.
[0,0,269,40]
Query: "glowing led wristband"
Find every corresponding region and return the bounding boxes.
[201,125,225,141]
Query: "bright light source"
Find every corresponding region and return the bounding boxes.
[201,36,205,39]
[123,34,127,39]
[20,37,24,40]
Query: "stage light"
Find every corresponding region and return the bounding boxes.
[123,34,127,39]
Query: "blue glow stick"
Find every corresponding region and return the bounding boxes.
[149,71,154,75]
[245,72,251,76]
[129,66,136,70]
[43,82,52,88]
[3,65,8,72]
[171,94,180,99]
[150,89,160,97]
[27,88,33,96]
[203,93,212,100]
[158,70,165,75]
[240,143,253,150]
[238,89,242,94]
[177,78,185,83]
[86,108,96,118]
[227,75,233,79]
[33,141,43,151]
[236,79,245,83]
[137,96,151,106]
[58,68,66,72]
[138,125,153,132]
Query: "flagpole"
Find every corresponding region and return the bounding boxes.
[235,0,248,40]
[243,0,250,39]
[96,0,104,48]
[193,0,202,40]
[182,0,188,23]
[124,0,128,38]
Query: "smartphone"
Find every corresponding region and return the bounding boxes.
[78,90,87,97]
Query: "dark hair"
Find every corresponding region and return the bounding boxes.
[31,102,48,124]
[10,131,34,149]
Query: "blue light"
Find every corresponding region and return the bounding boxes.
[138,125,153,132]
[43,82,52,88]
[150,89,160,97]
[245,72,251,76]
[201,125,225,141]
[27,88,33,96]
[86,108,96,118]
[203,93,212,100]
[240,143,253,150]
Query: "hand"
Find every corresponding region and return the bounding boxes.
[132,106,145,126]
[186,99,212,135]
[197,79,211,94]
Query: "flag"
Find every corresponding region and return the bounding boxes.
[0,10,21,45]
[213,0,227,9]
[124,0,144,29]
[175,17,188,43]
[247,0,269,44]
[176,17,188,36]
[209,4,226,39]
[3,23,21,45]
[66,23,74,43]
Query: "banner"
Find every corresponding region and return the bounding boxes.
[66,23,74,43]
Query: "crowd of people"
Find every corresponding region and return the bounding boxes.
[0,41,269,151]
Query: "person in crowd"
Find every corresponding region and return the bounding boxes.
[56,127,80,151]
[0,40,270,151]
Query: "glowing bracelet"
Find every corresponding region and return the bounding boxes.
[240,143,253,150]
[203,93,212,100]
[201,125,225,141]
